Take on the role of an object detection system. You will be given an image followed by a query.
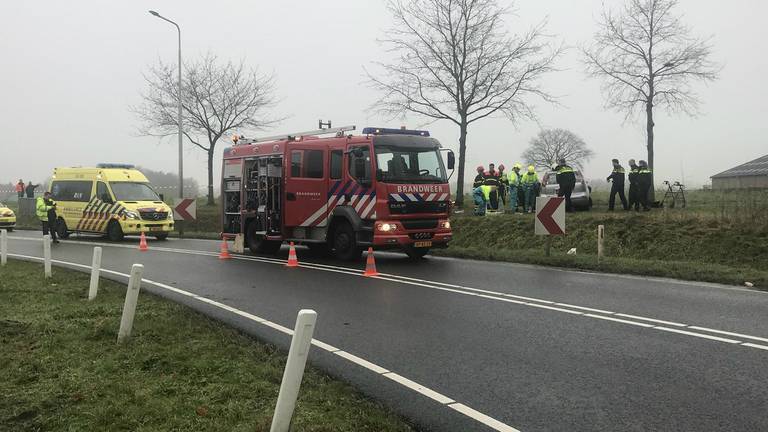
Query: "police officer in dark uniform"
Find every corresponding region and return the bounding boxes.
[606,159,628,211]
[627,159,640,211]
[484,163,501,210]
[554,158,576,212]
[637,160,653,211]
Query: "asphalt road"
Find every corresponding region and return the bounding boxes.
[4,230,768,432]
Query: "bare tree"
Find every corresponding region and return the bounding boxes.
[583,0,719,199]
[368,0,561,206]
[522,128,594,170]
[134,54,281,205]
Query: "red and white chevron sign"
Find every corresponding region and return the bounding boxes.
[535,196,565,235]
[173,198,197,221]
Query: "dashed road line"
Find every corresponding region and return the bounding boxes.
[7,235,768,353]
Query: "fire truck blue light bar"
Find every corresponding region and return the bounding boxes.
[362,127,430,137]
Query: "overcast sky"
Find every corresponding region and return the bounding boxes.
[1,0,765,192]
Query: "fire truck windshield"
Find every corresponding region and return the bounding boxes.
[110,182,161,201]
[375,145,447,184]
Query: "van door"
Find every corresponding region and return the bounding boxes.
[50,180,94,232]
[284,147,327,232]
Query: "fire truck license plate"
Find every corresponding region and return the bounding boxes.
[414,241,432,248]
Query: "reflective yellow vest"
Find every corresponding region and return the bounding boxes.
[521,172,539,185]
[508,171,520,186]
[36,197,56,221]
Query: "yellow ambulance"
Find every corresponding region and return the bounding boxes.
[50,164,174,241]
[0,202,16,231]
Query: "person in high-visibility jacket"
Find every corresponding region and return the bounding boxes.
[554,158,577,212]
[507,163,522,213]
[36,191,59,243]
[520,165,539,213]
[484,163,501,211]
[473,165,486,188]
[473,184,491,216]
[637,160,653,211]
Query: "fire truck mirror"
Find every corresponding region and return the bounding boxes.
[447,151,455,170]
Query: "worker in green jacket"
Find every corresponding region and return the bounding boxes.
[507,163,521,213]
[36,192,59,243]
[520,165,539,213]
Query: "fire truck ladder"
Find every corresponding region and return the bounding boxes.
[236,125,356,145]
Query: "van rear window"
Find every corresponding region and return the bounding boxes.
[51,180,92,202]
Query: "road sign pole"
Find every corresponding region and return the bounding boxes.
[597,225,605,264]
[117,264,144,343]
[1,229,7,267]
[43,234,52,278]
[545,236,552,257]
[88,247,102,301]
[270,309,318,432]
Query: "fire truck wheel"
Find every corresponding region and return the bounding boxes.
[332,222,362,261]
[56,218,70,239]
[246,222,281,254]
[405,246,430,260]
[107,220,124,242]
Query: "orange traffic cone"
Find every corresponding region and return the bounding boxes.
[363,247,378,277]
[138,232,149,252]
[286,242,299,267]
[219,239,232,260]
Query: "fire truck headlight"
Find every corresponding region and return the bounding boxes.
[376,222,395,232]
[440,220,451,229]
[125,210,140,220]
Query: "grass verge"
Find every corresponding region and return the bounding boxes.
[0,260,414,432]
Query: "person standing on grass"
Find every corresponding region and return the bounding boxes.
[15,179,24,199]
[520,165,539,213]
[484,163,501,211]
[606,159,628,211]
[497,164,509,208]
[36,191,59,243]
[637,160,653,211]
[554,158,577,213]
[507,164,522,214]
[627,159,640,211]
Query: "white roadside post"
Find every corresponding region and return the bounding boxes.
[597,225,605,263]
[117,264,144,343]
[1,229,7,266]
[270,309,318,432]
[88,247,102,300]
[43,234,52,278]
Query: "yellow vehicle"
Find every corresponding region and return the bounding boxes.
[50,164,174,241]
[0,202,16,231]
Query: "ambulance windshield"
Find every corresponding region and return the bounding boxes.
[375,145,447,184]
[111,182,161,201]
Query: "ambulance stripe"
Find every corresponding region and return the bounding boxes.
[77,197,99,230]
[83,203,104,231]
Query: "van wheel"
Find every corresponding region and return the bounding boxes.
[246,221,281,254]
[107,220,124,242]
[56,218,70,239]
[405,246,429,260]
[332,221,362,261]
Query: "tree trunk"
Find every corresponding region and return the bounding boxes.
[454,121,468,208]
[645,99,655,203]
[206,148,215,206]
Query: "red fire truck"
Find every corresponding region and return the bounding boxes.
[221,125,455,260]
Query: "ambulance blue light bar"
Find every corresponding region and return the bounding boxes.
[362,127,430,137]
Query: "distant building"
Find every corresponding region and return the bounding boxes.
[711,154,768,189]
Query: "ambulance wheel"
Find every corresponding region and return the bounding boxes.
[154,234,168,241]
[332,221,362,261]
[405,246,429,260]
[246,222,281,254]
[107,220,124,242]
[56,218,70,239]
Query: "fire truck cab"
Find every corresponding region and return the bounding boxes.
[221,125,454,260]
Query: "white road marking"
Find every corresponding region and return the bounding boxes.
[613,313,687,327]
[383,372,456,404]
[653,327,741,344]
[7,253,519,432]
[448,403,521,432]
[8,236,768,353]
[584,314,655,328]
[742,343,768,351]
[686,326,768,343]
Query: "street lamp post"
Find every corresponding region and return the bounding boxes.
[149,10,183,200]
